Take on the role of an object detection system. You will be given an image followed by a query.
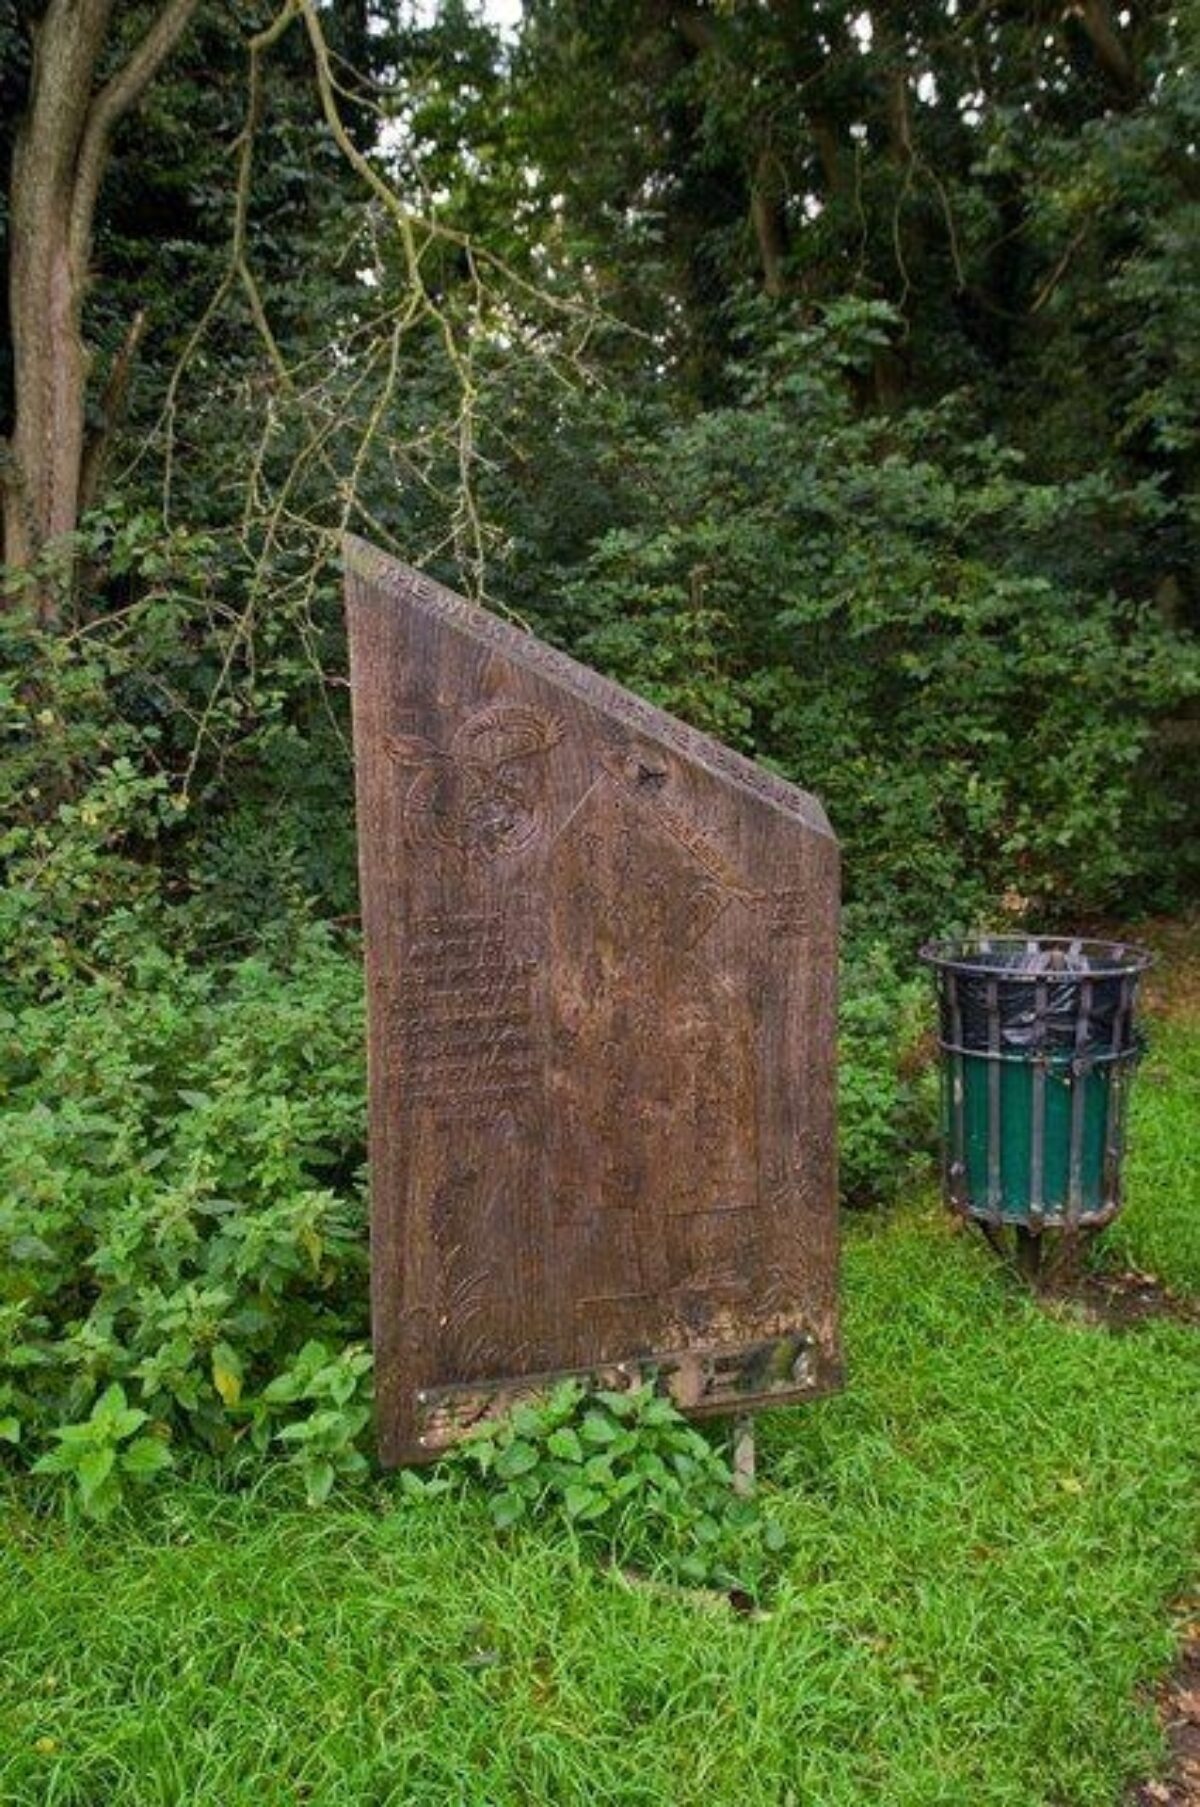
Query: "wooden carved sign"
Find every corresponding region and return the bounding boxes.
[344,537,841,1464]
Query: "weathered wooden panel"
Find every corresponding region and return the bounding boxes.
[344,537,841,1464]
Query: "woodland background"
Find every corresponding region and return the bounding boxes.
[0,0,1197,1505]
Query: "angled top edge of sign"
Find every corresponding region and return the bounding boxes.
[343,534,835,843]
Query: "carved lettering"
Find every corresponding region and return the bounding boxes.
[391,912,537,1120]
[353,548,829,833]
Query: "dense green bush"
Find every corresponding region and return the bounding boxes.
[0,927,371,1511]
[839,946,937,1207]
[0,509,357,1002]
[559,303,1199,944]
[0,524,198,993]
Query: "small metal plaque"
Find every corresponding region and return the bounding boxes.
[344,538,841,1463]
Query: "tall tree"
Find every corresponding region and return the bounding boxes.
[1,0,202,610]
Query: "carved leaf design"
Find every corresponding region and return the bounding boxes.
[384,732,444,768]
[451,705,563,770]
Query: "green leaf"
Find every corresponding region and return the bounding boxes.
[111,1407,149,1441]
[0,1416,20,1444]
[120,1436,173,1481]
[211,1341,243,1408]
[328,1368,357,1407]
[304,1459,336,1507]
[489,1490,526,1529]
[8,1234,54,1262]
[510,1403,546,1438]
[31,1447,71,1476]
[276,1420,317,1444]
[261,1372,301,1405]
[638,1396,681,1427]
[580,1412,618,1445]
[54,1421,104,1446]
[494,1440,539,1480]
[398,1469,452,1501]
[563,1483,604,1520]
[546,1426,583,1463]
[78,1445,116,1500]
[595,1389,641,1418]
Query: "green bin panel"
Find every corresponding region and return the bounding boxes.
[956,1053,1110,1221]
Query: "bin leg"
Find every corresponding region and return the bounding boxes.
[1015,1226,1043,1283]
[1040,1225,1094,1288]
[978,1220,1047,1284]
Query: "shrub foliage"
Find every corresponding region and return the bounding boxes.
[0,927,370,1511]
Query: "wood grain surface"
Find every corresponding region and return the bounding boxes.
[344,537,842,1464]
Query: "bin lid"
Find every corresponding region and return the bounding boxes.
[919,935,1153,982]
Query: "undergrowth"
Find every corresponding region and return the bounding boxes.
[405,1379,785,1596]
[0,927,372,1511]
[0,915,931,1516]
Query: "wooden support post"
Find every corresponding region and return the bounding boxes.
[732,1414,756,1497]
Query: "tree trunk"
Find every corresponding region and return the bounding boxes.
[4,196,90,586]
[1,0,202,620]
[2,0,111,607]
[1070,0,1138,99]
[750,147,789,298]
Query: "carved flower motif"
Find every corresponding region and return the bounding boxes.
[385,704,563,860]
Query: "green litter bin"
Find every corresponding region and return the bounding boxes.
[919,935,1152,1232]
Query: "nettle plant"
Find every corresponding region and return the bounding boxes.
[403,1380,787,1594]
[0,924,374,1517]
[31,1382,173,1517]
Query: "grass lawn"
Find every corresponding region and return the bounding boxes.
[1102,1015,1200,1298]
[1,1007,1196,1805]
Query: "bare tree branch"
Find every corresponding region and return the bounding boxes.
[1067,0,1137,96]
[79,308,148,515]
[71,0,205,266]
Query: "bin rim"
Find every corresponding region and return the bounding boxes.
[918,933,1153,981]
